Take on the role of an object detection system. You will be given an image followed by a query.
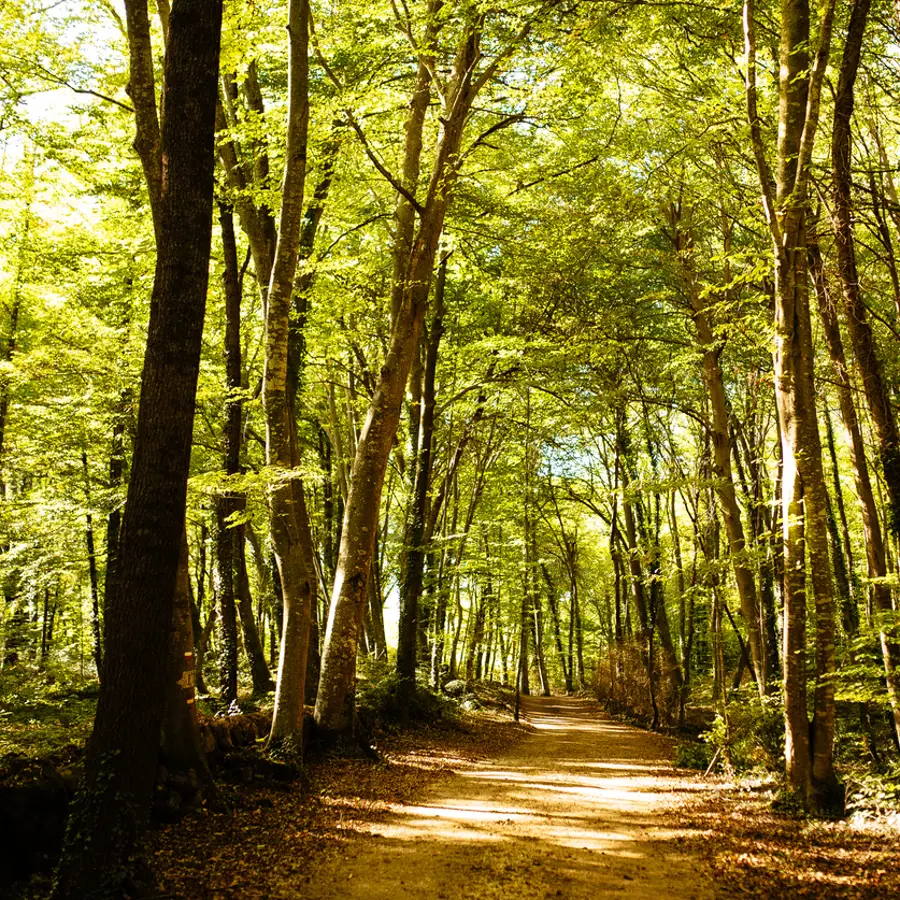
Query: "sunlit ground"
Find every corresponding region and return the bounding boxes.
[304,696,714,900]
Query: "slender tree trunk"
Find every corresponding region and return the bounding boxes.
[235,529,274,693]
[670,213,766,693]
[573,582,585,690]
[542,563,571,692]
[315,26,484,738]
[264,0,314,751]
[829,0,900,541]
[0,173,30,492]
[161,532,216,800]
[82,452,103,680]
[398,255,447,698]
[745,0,841,814]
[213,501,239,707]
[104,403,126,638]
[811,242,900,745]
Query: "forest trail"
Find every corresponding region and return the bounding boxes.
[298,696,713,900]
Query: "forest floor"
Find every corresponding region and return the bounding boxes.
[288,694,713,900]
[8,692,900,899]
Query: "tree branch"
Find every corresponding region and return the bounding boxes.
[346,113,425,214]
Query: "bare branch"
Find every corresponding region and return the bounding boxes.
[346,113,425,214]
[742,0,779,245]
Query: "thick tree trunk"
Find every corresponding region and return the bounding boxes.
[51,0,223,890]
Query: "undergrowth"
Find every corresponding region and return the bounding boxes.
[356,659,459,731]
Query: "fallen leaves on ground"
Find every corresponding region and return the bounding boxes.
[665,777,900,899]
[150,710,525,900]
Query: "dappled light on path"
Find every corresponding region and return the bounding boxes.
[295,696,712,900]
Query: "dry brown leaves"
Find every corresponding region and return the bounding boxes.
[664,778,900,899]
[148,710,525,900]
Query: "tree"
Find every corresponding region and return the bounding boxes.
[51,0,224,892]
[744,0,842,813]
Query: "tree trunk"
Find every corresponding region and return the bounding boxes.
[315,26,484,738]
[161,532,216,801]
[263,0,314,752]
[745,0,841,814]
[213,499,239,708]
[542,563,571,692]
[235,528,275,694]
[829,0,900,540]
[810,242,900,745]
[82,451,103,680]
[398,255,448,700]
[670,212,766,693]
[52,0,223,889]
[103,399,126,646]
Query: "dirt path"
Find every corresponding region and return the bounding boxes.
[298,696,713,900]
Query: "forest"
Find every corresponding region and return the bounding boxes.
[2,0,900,896]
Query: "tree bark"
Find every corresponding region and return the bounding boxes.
[161,532,216,800]
[264,0,315,752]
[236,528,275,694]
[51,0,223,890]
[829,0,900,541]
[810,241,900,745]
[82,451,103,680]
[213,500,239,708]
[541,563,572,692]
[315,23,485,738]
[745,0,841,812]
[398,255,447,698]
[668,210,766,694]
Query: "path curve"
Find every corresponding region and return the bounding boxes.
[300,696,713,900]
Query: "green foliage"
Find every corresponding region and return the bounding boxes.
[836,626,900,707]
[673,740,712,770]
[846,762,900,818]
[0,669,96,761]
[356,660,458,730]
[701,696,785,774]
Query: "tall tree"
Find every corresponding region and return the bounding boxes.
[263,0,316,751]
[744,0,842,812]
[315,11,509,739]
[51,0,224,891]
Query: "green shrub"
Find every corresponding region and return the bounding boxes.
[846,762,900,817]
[356,662,457,729]
[674,740,712,770]
[701,695,785,774]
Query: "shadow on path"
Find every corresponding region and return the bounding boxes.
[293,695,713,900]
